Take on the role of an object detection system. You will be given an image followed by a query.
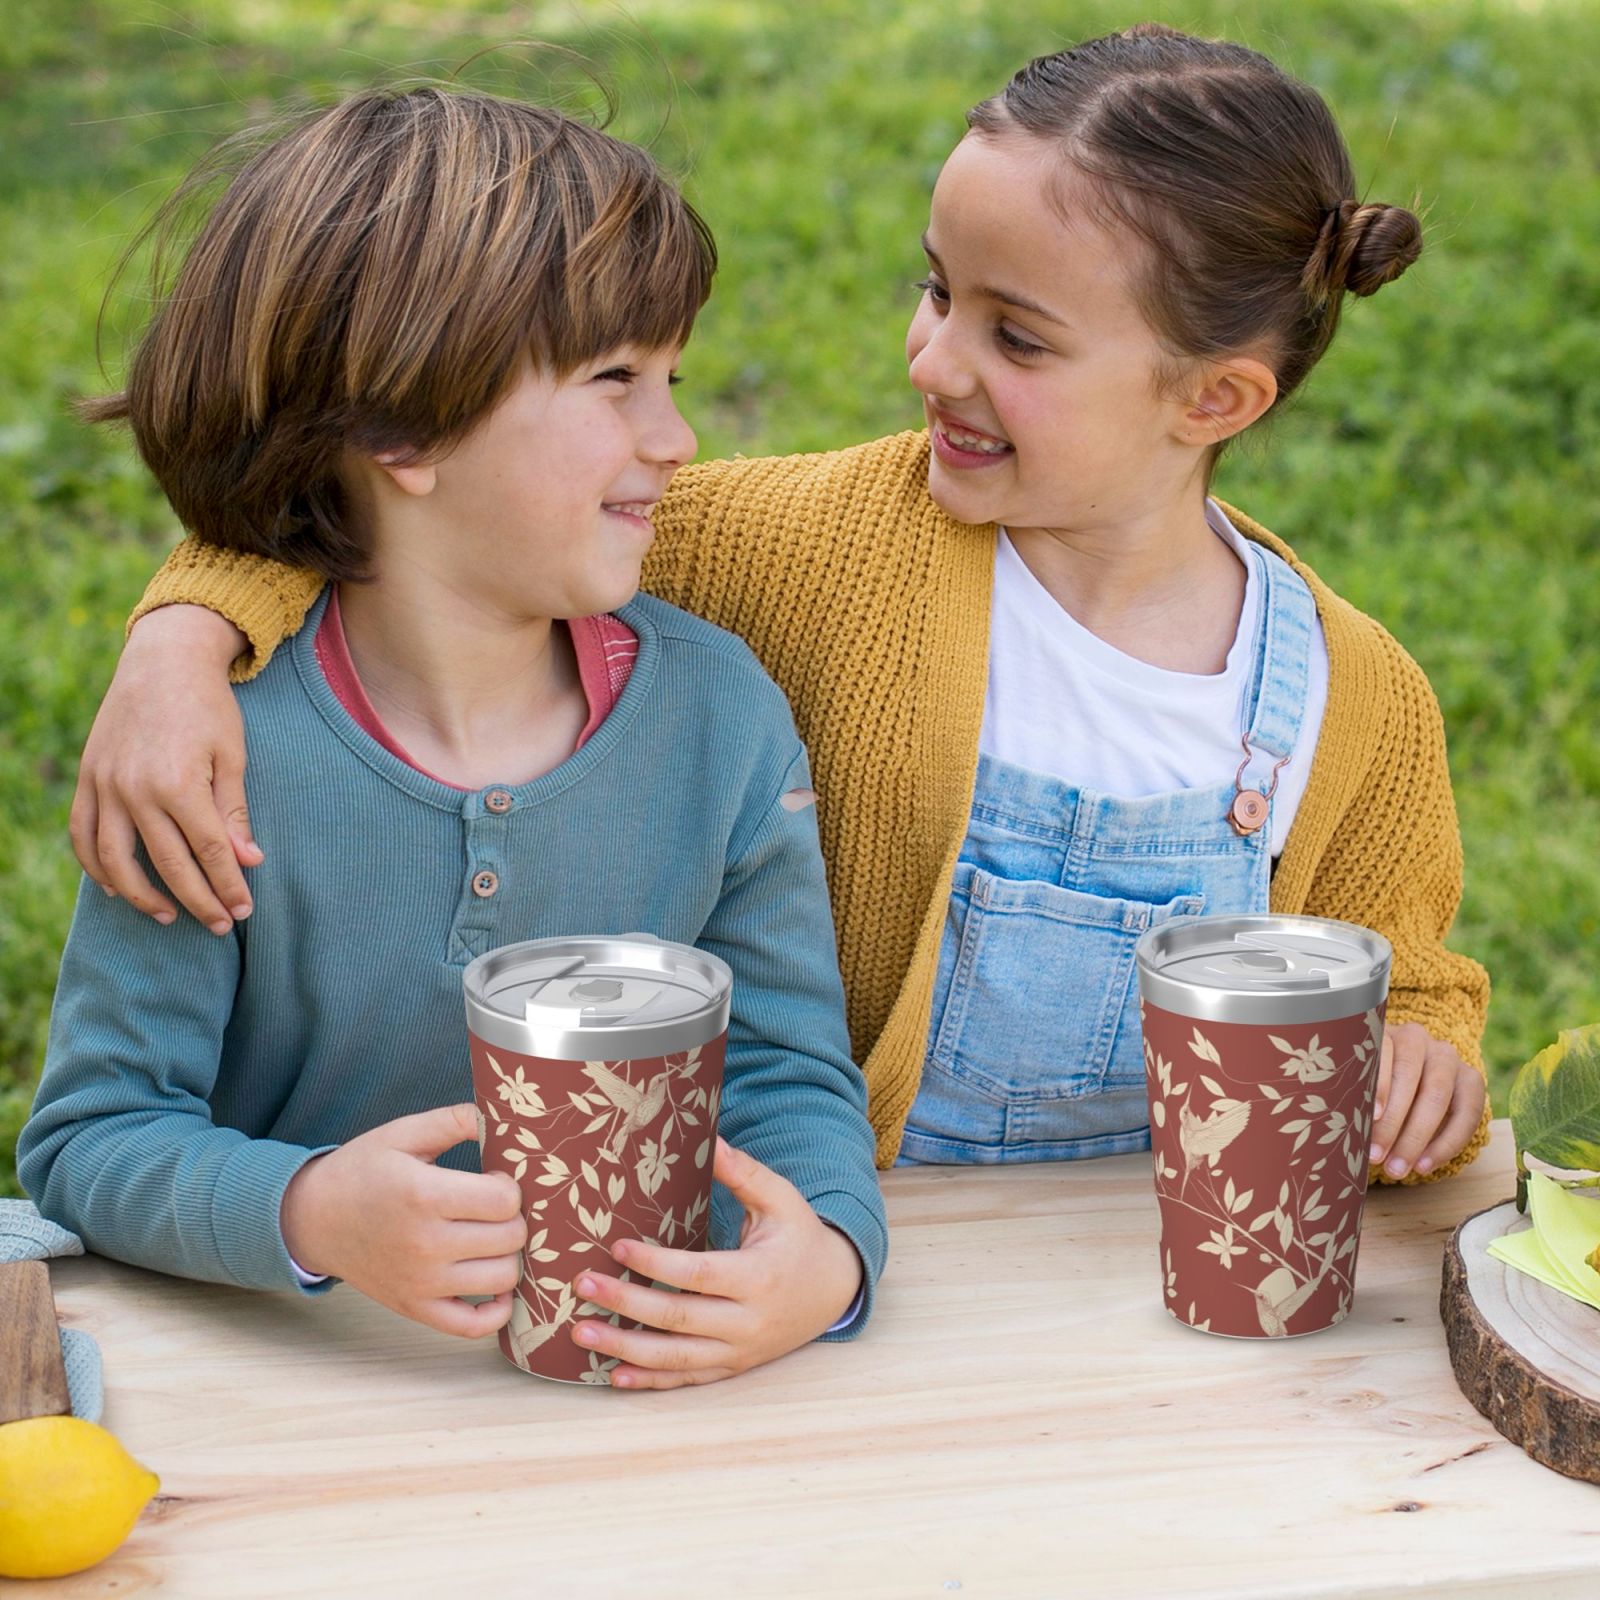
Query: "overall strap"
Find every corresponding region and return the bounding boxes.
[1239,542,1316,774]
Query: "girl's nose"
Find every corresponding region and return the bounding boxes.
[907,311,974,402]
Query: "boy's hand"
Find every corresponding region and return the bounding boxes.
[1368,1021,1486,1180]
[280,1103,527,1339]
[567,1137,864,1389]
[70,604,257,934]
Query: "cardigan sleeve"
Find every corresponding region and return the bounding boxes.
[1299,633,1492,1185]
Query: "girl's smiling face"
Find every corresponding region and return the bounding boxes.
[906,132,1213,537]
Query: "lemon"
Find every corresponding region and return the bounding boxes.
[0,1416,160,1579]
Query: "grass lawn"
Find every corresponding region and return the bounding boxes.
[3,0,1597,1194]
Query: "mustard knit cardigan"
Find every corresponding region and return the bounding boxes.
[134,430,1491,1180]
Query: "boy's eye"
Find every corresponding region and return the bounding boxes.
[997,325,1045,358]
[594,366,637,384]
[913,276,950,307]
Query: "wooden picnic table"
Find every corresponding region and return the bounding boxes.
[41,1119,1600,1597]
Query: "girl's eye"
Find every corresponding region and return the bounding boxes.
[913,277,950,307]
[997,325,1045,358]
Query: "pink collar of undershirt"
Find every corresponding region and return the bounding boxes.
[314,588,637,791]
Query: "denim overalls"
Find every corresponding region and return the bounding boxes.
[898,540,1315,1165]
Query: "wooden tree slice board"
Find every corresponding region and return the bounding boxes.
[1442,1200,1600,1484]
[0,1260,71,1424]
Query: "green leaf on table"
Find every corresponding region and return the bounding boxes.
[1509,1023,1600,1174]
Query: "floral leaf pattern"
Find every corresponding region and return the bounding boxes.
[1144,1003,1385,1338]
[470,1036,724,1382]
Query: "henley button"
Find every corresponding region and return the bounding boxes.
[472,870,500,898]
[485,789,513,814]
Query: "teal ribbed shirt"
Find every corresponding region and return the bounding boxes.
[20,590,885,1331]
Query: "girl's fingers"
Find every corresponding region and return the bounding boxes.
[96,795,178,922]
[1373,1027,1394,1122]
[610,1236,742,1298]
[572,1269,740,1339]
[1414,1069,1488,1176]
[1381,1048,1459,1177]
[68,779,106,886]
[163,785,254,927]
[136,808,235,934]
[568,1315,733,1375]
[1369,1025,1425,1165]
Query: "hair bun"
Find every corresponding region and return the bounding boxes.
[1305,200,1422,300]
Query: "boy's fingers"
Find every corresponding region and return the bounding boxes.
[382,1102,485,1163]
[445,1215,530,1261]
[96,799,178,922]
[607,1362,736,1391]
[611,1236,741,1298]
[1415,1071,1488,1175]
[572,1269,738,1338]
[569,1316,732,1374]
[443,1253,525,1300]
[423,1291,515,1340]
[710,1137,802,1217]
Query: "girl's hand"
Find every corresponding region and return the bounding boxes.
[1368,1021,1487,1180]
[566,1137,864,1389]
[70,605,258,933]
[280,1103,527,1339]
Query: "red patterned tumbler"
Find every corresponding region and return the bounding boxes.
[1135,915,1391,1339]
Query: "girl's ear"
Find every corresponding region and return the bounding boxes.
[372,451,437,498]
[1181,357,1278,447]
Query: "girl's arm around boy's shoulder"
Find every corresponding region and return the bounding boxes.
[17,875,332,1292]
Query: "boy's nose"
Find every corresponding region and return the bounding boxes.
[643,396,697,468]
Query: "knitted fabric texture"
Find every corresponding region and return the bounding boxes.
[132,429,1491,1178]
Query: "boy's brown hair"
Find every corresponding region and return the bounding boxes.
[85,87,717,579]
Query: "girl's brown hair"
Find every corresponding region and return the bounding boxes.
[967,23,1420,426]
[85,87,717,579]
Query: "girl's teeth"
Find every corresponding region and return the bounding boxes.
[944,427,1010,454]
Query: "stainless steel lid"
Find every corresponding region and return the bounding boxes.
[463,935,732,1059]
[1135,914,1391,1025]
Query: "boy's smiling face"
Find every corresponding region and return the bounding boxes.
[363,344,695,620]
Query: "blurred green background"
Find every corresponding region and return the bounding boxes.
[3,0,1597,1194]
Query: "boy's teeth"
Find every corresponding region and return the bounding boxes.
[944,427,1010,454]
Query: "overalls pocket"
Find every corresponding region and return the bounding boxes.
[922,863,1203,1152]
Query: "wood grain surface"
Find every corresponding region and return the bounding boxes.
[38,1122,1600,1599]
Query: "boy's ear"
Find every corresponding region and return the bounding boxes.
[372,450,437,498]
[1180,356,1278,447]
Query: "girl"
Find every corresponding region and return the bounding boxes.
[69,25,1489,1186]
[21,87,885,1390]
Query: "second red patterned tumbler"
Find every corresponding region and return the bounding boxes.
[463,934,731,1384]
[1135,914,1391,1339]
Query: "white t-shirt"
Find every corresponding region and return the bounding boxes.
[979,502,1329,857]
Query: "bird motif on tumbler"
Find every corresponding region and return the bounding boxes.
[581,1061,670,1156]
[1177,1098,1252,1193]
[1251,1266,1323,1337]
